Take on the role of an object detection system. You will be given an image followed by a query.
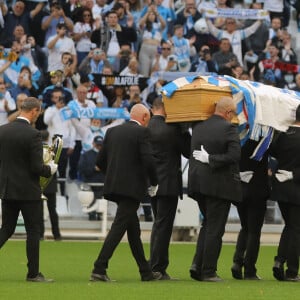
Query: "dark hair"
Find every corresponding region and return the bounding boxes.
[152,97,164,110]
[80,7,94,26]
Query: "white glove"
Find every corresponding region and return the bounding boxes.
[240,171,254,183]
[48,161,58,175]
[275,169,293,182]
[148,185,158,197]
[193,145,209,164]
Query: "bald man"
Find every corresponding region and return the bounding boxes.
[90,104,161,282]
[188,97,242,282]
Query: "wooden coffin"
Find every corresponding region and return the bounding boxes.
[162,78,232,123]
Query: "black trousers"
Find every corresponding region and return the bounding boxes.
[92,197,151,276]
[192,195,231,277]
[40,193,61,239]
[233,199,267,276]
[0,200,42,278]
[276,202,300,278]
[150,195,178,273]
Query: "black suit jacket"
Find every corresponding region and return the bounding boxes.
[270,126,300,206]
[96,121,157,203]
[188,115,242,203]
[148,115,191,198]
[240,139,270,202]
[0,119,51,201]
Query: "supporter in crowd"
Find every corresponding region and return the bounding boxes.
[292,73,300,93]
[78,47,108,76]
[119,57,142,77]
[91,10,137,67]
[43,88,76,196]
[206,17,262,67]
[0,79,16,125]
[0,0,45,47]
[111,86,129,108]
[138,5,165,77]
[78,135,105,221]
[92,0,109,21]
[7,92,27,123]
[69,84,96,180]
[47,23,77,75]
[190,44,217,73]
[212,38,239,75]
[8,66,39,101]
[140,0,176,41]
[151,40,177,73]
[112,42,134,73]
[41,1,74,46]
[80,74,107,109]
[73,7,100,65]
[42,70,73,109]
[260,43,285,88]
[279,30,297,64]
[171,24,196,72]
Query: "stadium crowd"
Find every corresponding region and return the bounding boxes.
[0,0,300,283]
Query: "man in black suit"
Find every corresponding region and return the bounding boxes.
[0,97,58,282]
[148,98,191,279]
[90,104,161,282]
[188,96,242,282]
[231,140,269,280]
[270,105,300,282]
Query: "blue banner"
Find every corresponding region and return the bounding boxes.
[60,100,130,120]
[205,8,270,20]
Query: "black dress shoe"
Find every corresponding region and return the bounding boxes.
[285,275,300,282]
[141,271,162,281]
[231,263,243,280]
[202,275,223,282]
[189,264,202,281]
[90,273,112,282]
[273,261,285,281]
[26,272,54,283]
[244,274,261,280]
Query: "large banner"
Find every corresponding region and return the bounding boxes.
[205,8,270,20]
[92,74,149,91]
[60,100,130,120]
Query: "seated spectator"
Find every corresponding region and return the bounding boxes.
[111,86,129,108]
[0,79,16,125]
[138,7,166,77]
[91,10,137,66]
[41,1,74,47]
[151,40,177,73]
[8,66,39,101]
[190,44,217,73]
[212,38,239,75]
[73,7,101,65]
